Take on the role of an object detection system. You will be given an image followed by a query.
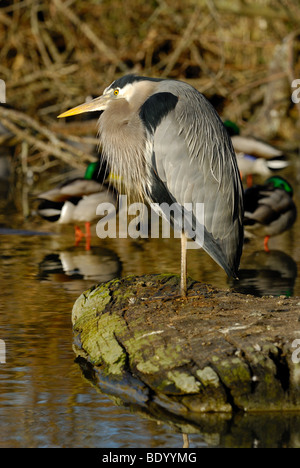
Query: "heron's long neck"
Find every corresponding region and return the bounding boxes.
[99,100,148,201]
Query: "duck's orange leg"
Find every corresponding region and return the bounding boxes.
[74,225,85,246]
[264,235,270,252]
[246,174,253,187]
[85,222,91,251]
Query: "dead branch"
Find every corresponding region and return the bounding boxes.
[0,106,96,170]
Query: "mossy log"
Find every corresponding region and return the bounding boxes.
[72,274,300,420]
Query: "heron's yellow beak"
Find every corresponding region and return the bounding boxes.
[58,94,109,118]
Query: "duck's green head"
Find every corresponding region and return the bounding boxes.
[265,176,294,196]
[223,120,240,137]
[84,160,108,182]
[84,161,99,180]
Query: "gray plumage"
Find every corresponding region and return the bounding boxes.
[59,75,244,294]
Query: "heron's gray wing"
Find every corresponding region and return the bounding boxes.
[150,103,243,277]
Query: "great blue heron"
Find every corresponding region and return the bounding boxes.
[244,175,297,251]
[37,160,118,250]
[58,75,244,295]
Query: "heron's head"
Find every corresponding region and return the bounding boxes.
[58,75,161,119]
[58,75,163,202]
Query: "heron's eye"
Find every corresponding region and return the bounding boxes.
[114,89,119,96]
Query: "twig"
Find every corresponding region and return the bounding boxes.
[0,107,96,169]
[30,3,52,69]
[231,72,287,98]
[162,8,201,77]
[198,0,298,21]
[53,0,128,73]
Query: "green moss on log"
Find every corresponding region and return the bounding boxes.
[72,274,300,413]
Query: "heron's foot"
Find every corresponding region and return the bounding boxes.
[147,288,189,302]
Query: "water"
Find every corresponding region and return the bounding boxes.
[1,169,300,448]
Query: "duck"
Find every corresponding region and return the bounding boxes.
[37,160,118,250]
[243,175,297,251]
[224,120,289,186]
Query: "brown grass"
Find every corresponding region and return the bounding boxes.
[0,0,300,177]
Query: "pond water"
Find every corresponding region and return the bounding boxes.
[1,162,300,448]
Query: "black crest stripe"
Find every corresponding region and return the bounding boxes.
[139,92,178,133]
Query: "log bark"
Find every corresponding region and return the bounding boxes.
[72,274,300,423]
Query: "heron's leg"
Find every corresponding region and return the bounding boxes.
[182,433,189,448]
[180,232,187,296]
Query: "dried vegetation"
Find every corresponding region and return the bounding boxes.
[0,0,300,180]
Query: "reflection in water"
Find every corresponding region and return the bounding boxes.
[231,250,298,297]
[38,246,122,293]
[75,356,300,448]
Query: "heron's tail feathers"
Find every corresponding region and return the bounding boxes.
[201,225,243,279]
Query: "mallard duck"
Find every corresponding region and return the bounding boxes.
[224,120,289,186]
[37,160,118,250]
[244,176,297,251]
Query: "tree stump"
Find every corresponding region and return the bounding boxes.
[72,274,300,423]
